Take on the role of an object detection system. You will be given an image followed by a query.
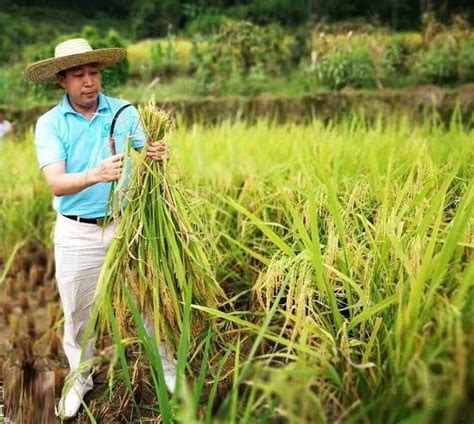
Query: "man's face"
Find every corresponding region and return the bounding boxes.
[58,64,101,109]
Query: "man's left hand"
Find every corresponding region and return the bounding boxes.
[146,141,170,161]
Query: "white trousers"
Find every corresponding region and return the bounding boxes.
[54,214,155,378]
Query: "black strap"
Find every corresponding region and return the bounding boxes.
[110,103,133,138]
[109,103,133,155]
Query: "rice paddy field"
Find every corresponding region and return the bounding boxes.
[0,113,473,423]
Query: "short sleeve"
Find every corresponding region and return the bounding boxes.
[35,116,67,169]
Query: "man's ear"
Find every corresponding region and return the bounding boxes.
[57,74,66,89]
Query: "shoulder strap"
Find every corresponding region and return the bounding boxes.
[108,103,133,155]
[109,103,133,139]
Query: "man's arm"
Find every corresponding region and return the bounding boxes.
[42,154,124,197]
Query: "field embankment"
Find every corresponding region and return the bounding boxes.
[3,85,474,129]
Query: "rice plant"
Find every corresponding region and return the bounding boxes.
[0,113,472,423]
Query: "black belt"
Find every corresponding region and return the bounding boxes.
[63,214,110,225]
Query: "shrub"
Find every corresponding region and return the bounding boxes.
[316,50,352,90]
[227,0,310,27]
[194,47,224,95]
[379,39,415,86]
[316,47,376,90]
[215,21,287,76]
[416,44,457,84]
[188,37,204,75]
[194,20,289,95]
[220,66,271,97]
[0,64,61,108]
[0,13,33,63]
[381,40,409,75]
[290,27,311,66]
[458,39,474,82]
[150,38,179,78]
[131,0,180,39]
[185,13,228,36]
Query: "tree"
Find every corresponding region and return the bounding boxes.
[132,0,182,39]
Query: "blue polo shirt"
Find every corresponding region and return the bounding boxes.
[35,93,145,218]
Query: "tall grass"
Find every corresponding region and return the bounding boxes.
[1,115,472,423]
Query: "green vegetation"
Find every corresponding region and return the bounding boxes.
[5,0,474,40]
[1,7,474,109]
[416,44,458,84]
[1,114,473,422]
[458,38,474,82]
[315,46,376,89]
[0,6,127,64]
[194,21,289,95]
[1,3,473,422]
[0,135,53,260]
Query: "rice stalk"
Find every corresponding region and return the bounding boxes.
[93,101,227,358]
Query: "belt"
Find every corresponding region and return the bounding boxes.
[62,214,110,226]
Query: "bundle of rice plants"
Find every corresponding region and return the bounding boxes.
[94,102,226,355]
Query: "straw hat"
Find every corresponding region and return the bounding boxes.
[25,38,126,84]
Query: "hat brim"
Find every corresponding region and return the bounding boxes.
[25,48,126,84]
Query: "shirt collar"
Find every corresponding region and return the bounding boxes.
[60,92,110,116]
[97,93,109,113]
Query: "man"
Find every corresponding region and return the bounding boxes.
[25,38,176,420]
[0,109,14,141]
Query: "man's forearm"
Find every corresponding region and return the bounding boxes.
[49,169,100,197]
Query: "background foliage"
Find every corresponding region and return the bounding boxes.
[0,2,473,107]
[2,0,474,34]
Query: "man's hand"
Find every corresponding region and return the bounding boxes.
[146,141,170,162]
[94,154,124,182]
[42,154,124,197]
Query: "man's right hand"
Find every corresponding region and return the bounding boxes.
[94,154,124,182]
[42,154,124,197]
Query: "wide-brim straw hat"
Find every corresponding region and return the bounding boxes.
[25,38,126,84]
